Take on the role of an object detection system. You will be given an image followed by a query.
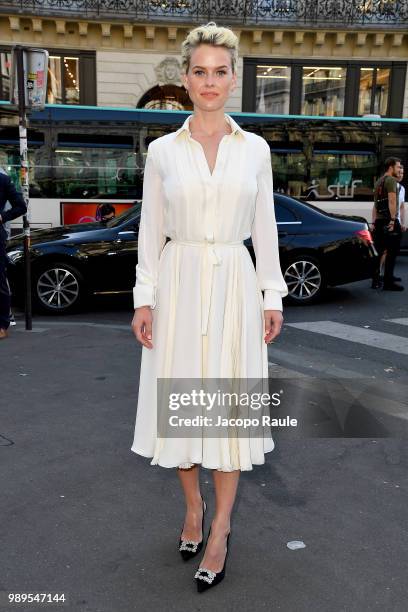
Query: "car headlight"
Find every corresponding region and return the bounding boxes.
[7,249,24,263]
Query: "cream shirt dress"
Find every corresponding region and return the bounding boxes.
[131,112,288,471]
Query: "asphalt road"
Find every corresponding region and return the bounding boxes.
[1,258,407,612]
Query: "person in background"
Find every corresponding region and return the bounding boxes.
[95,203,116,222]
[371,163,406,287]
[0,172,27,339]
[397,164,406,232]
[2,201,16,326]
[0,170,21,329]
[371,157,404,292]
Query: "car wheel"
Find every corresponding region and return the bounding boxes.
[33,261,85,314]
[283,255,324,304]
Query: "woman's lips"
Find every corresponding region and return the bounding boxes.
[201,92,218,98]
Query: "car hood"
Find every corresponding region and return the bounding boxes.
[7,222,108,249]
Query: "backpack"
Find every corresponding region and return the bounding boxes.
[374,175,391,219]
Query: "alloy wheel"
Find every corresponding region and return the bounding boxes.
[37,267,80,310]
[284,259,322,301]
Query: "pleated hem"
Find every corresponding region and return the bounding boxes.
[130,444,275,472]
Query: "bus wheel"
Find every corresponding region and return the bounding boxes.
[283,255,324,304]
[33,261,85,314]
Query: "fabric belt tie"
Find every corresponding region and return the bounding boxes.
[169,238,244,335]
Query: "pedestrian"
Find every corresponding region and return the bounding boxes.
[0,169,17,326]
[130,22,288,591]
[0,172,27,339]
[397,163,406,232]
[371,157,404,291]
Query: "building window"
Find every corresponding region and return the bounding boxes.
[243,59,405,118]
[48,56,62,103]
[0,51,11,100]
[256,65,290,114]
[301,66,346,117]
[48,55,80,104]
[358,67,390,116]
[0,48,95,105]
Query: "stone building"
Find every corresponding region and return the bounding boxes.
[0,1,407,118]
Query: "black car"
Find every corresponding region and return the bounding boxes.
[6,195,376,314]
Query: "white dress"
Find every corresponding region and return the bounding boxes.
[131,112,288,471]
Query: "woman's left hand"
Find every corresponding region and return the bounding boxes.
[264,310,284,344]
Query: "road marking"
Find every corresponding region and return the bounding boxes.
[268,361,309,379]
[386,318,408,327]
[286,321,408,356]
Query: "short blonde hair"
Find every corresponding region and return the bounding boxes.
[181,21,239,75]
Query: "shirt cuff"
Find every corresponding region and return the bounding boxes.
[133,285,157,310]
[263,289,283,311]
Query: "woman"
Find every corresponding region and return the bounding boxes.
[131,22,288,592]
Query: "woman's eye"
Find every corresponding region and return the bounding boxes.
[193,70,227,76]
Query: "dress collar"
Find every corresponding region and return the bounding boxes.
[173,112,246,139]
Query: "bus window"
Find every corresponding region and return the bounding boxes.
[309,152,377,200]
[54,139,143,199]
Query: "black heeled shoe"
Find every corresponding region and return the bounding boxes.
[178,497,207,561]
[194,526,231,592]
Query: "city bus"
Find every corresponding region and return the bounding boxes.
[0,101,407,235]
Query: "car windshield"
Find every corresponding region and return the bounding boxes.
[104,203,141,228]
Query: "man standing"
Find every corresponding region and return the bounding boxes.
[371,157,404,292]
[0,172,27,339]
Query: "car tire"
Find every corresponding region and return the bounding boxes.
[33,261,86,314]
[283,255,325,305]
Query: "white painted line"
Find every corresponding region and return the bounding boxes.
[268,348,365,379]
[386,318,408,327]
[268,361,309,379]
[286,321,408,356]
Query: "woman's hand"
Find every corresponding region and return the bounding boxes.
[131,306,153,349]
[264,310,283,344]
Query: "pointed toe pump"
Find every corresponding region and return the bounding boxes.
[194,527,231,592]
[178,497,207,561]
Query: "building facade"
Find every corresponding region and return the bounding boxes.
[0,1,407,118]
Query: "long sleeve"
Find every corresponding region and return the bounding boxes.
[0,175,27,223]
[133,142,166,310]
[251,139,288,311]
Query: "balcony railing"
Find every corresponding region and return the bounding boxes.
[1,0,407,28]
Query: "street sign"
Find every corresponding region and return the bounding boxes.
[10,47,49,110]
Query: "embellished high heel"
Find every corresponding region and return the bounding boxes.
[194,526,231,592]
[178,497,207,561]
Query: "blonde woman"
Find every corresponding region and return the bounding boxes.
[131,22,288,592]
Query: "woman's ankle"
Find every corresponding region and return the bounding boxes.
[210,516,231,534]
[186,493,204,513]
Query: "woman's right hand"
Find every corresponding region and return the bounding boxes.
[131,306,153,349]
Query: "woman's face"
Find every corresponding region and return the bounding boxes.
[182,43,236,111]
